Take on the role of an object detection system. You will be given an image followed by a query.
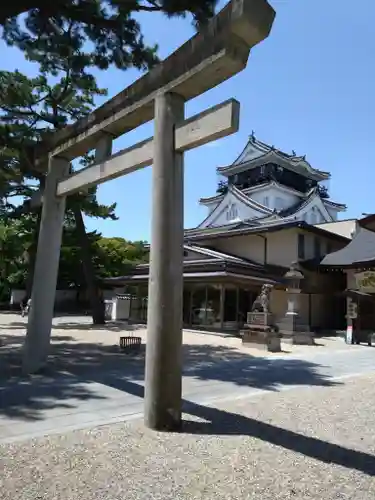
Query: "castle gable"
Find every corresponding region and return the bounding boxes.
[198,186,272,229]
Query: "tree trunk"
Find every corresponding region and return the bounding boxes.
[23,209,42,302]
[23,178,45,304]
[72,205,105,324]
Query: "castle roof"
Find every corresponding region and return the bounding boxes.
[185,219,350,244]
[199,179,317,206]
[199,183,346,224]
[217,133,330,181]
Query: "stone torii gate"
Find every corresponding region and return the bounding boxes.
[23,0,275,431]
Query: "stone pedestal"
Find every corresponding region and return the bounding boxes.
[246,311,273,327]
[278,314,314,345]
[241,311,281,352]
[278,284,315,346]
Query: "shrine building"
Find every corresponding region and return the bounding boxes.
[106,133,350,332]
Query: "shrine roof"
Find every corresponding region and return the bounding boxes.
[321,226,375,268]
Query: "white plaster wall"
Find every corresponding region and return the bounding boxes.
[183,249,211,261]
[112,296,131,320]
[11,288,122,305]
[270,289,287,322]
[201,227,347,268]
[207,228,299,267]
[234,144,263,164]
[272,291,327,329]
[298,201,330,225]
[302,232,318,260]
[249,185,300,211]
[266,230,299,266]
[301,230,347,260]
[206,191,265,227]
[315,220,357,239]
[10,289,77,305]
[207,234,265,263]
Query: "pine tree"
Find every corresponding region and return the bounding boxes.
[0,1,217,35]
[1,0,217,322]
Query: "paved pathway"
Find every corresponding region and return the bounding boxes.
[0,314,374,444]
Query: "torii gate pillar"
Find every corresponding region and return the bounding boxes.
[23,157,70,373]
[144,93,185,430]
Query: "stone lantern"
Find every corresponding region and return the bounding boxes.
[278,261,314,345]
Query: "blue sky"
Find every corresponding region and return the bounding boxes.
[2,0,375,241]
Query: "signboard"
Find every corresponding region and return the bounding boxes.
[346,299,358,319]
[355,271,375,293]
[346,325,353,344]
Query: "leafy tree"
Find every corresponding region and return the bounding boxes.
[94,237,149,279]
[0,216,149,302]
[0,219,28,299]
[0,65,118,322]
[0,0,216,319]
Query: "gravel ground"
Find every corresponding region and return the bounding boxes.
[1,374,375,499]
[0,313,352,359]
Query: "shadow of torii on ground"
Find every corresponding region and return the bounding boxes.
[1,330,372,478]
[0,332,337,421]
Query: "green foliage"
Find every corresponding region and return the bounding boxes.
[0,9,119,269]
[94,237,149,279]
[0,216,35,298]
[1,1,218,57]
[0,216,149,299]
[0,0,215,304]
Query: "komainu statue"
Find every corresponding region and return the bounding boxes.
[251,284,273,313]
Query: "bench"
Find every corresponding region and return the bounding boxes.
[119,336,142,352]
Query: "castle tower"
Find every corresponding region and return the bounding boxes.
[197,133,346,229]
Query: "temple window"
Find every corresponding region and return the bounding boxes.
[275,197,284,210]
[310,207,317,224]
[226,203,238,221]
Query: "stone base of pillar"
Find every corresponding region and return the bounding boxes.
[281,331,315,346]
[278,313,315,345]
[241,311,281,352]
[242,328,281,352]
